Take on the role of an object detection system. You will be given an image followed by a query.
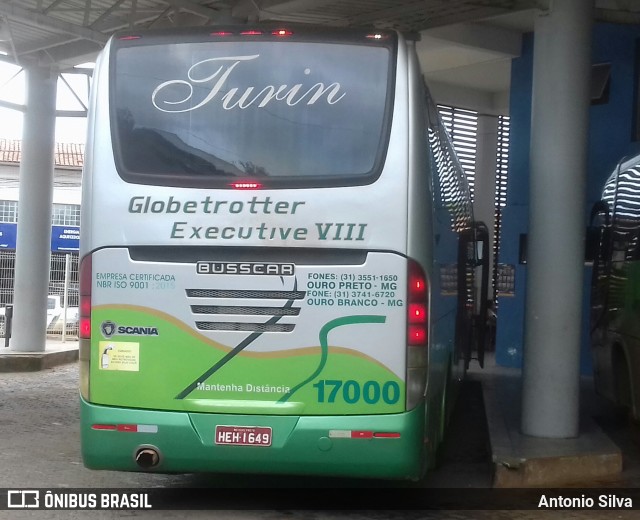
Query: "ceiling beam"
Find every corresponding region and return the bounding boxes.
[423,22,522,58]
[232,0,336,19]
[15,34,81,57]
[343,0,444,26]
[83,0,92,26]
[56,109,87,117]
[0,2,108,44]
[422,6,519,29]
[88,0,127,29]
[417,0,544,29]
[595,7,640,23]
[0,99,25,112]
[27,39,104,67]
[43,0,67,15]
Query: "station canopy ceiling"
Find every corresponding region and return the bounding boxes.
[0,0,640,119]
[0,0,640,69]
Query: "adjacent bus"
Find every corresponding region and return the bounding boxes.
[590,152,640,421]
[79,24,487,479]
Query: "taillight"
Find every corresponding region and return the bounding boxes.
[79,254,92,339]
[230,182,263,190]
[406,259,428,410]
[210,29,292,38]
[79,254,92,400]
[407,260,428,346]
[408,325,427,345]
[366,33,389,40]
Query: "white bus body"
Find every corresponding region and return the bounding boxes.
[79,25,482,479]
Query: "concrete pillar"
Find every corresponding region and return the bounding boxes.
[473,114,500,280]
[521,0,593,437]
[9,66,57,353]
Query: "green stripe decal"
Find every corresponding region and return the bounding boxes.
[90,307,403,415]
[175,280,299,400]
[278,315,386,403]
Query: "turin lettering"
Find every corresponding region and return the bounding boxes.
[152,55,346,113]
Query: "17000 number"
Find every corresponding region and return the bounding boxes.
[312,379,401,404]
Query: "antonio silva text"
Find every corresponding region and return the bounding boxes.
[538,494,633,509]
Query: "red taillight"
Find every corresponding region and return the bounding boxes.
[408,325,427,345]
[409,264,427,300]
[240,30,262,36]
[373,432,401,438]
[210,31,233,37]
[272,29,293,37]
[407,260,428,346]
[408,303,427,323]
[80,318,91,339]
[80,298,91,317]
[91,423,158,433]
[79,254,92,340]
[230,182,262,190]
[366,33,388,40]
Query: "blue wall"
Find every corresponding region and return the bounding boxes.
[496,24,640,372]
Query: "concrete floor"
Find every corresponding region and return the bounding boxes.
[0,340,639,516]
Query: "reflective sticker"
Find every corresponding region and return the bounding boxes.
[137,424,159,433]
[99,341,140,371]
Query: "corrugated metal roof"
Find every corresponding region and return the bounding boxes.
[0,1,639,68]
[0,1,538,66]
[0,139,84,168]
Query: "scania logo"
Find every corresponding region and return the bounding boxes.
[101,321,117,338]
[100,321,159,338]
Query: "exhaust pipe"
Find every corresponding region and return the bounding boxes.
[134,446,161,469]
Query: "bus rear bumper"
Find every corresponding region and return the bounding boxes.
[80,398,426,480]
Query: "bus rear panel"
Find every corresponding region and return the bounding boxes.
[80,25,468,480]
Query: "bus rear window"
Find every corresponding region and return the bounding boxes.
[111,39,393,188]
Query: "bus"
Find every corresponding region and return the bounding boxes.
[590,152,640,421]
[79,24,487,480]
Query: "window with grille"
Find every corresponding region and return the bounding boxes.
[0,200,18,223]
[494,115,511,298]
[51,204,81,226]
[437,105,478,199]
[495,116,510,210]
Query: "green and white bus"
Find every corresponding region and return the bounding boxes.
[79,24,487,480]
[590,152,640,421]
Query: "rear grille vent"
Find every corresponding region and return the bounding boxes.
[191,305,300,316]
[187,287,303,333]
[186,289,305,299]
[195,322,295,333]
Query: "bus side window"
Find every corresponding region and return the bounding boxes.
[587,200,611,265]
[589,200,612,333]
[631,229,640,261]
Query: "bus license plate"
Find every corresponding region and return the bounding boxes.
[215,425,272,447]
